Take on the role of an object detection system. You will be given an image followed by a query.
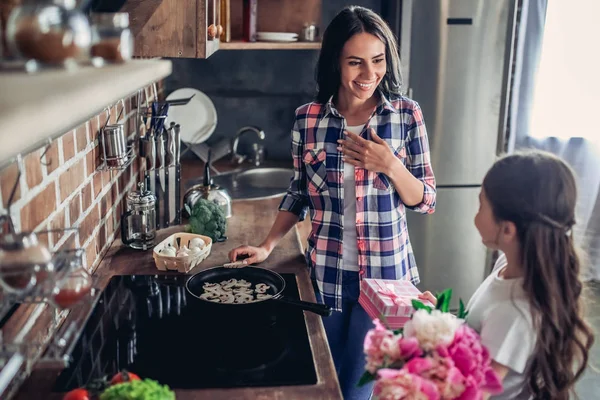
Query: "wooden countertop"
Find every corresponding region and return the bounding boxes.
[14,198,341,400]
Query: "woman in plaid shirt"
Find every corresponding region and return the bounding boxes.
[229,6,436,399]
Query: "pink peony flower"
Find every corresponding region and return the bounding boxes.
[404,357,434,375]
[445,325,503,396]
[365,320,423,373]
[365,314,502,400]
[374,368,440,400]
[424,353,467,399]
[398,336,423,359]
[364,319,397,373]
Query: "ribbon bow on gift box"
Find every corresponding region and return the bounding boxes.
[378,284,410,305]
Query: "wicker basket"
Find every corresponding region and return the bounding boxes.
[152,232,213,273]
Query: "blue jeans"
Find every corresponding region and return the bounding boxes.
[313,271,375,400]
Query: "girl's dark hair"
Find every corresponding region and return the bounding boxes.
[315,6,402,104]
[482,150,594,400]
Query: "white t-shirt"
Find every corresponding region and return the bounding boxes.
[342,124,365,271]
[466,253,536,400]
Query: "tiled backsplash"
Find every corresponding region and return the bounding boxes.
[0,82,163,272]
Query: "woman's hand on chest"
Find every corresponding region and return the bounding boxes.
[337,128,400,175]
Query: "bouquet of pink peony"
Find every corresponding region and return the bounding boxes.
[359,289,503,400]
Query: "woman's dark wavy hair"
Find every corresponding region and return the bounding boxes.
[482,150,594,400]
[315,6,402,104]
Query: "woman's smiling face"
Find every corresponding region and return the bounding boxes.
[338,32,387,102]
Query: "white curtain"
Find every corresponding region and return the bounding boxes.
[510,0,600,280]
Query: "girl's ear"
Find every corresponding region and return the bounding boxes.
[501,221,518,244]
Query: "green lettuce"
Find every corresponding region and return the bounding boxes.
[99,379,175,400]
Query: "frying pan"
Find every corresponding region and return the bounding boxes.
[186,266,332,317]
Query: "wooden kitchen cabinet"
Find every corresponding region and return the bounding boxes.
[127,0,321,58]
[126,0,219,58]
[220,0,321,50]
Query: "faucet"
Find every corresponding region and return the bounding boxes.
[231,126,266,165]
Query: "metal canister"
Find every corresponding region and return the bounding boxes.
[102,124,128,166]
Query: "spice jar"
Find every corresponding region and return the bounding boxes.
[0,231,55,295]
[5,0,91,64]
[90,12,133,63]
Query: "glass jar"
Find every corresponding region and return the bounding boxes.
[120,181,157,250]
[0,232,55,295]
[50,252,92,309]
[5,0,91,64]
[90,12,133,64]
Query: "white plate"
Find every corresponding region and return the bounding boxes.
[257,32,298,41]
[257,38,298,43]
[165,88,217,144]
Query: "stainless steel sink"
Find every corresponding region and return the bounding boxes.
[207,167,294,201]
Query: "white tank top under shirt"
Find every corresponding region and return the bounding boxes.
[342,125,365,272]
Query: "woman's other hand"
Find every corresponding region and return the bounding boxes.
[228,245,271,265]
[418,291,437,306]
[338,128,397,174]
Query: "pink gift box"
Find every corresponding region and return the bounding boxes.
[359,278,433,329]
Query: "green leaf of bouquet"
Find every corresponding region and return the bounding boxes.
[458,299,467,319]
[435,288,453,313]
[357,371,376,387]
[412,299,433,313]
[393,328,404,335]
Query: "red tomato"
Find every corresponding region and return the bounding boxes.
[110,370,141,385]
[63,388,90,400]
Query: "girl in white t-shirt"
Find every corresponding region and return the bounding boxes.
[420,151,594,400]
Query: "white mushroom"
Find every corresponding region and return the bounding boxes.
[205,286,227,296]
[160,246,177,257]
[200,292,217,301]
[219,293,235,303]
[176,248,189,257]
[234,279,252,288]
[255,283,270,294]
[189,247,203,257]
[221,279,237,290]
[189,237,206,250]
[200,280,273,304]
[233,287,253,295]
[235,293,254,303]
[203,282,219,289]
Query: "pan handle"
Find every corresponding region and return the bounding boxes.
[274,296,332,317]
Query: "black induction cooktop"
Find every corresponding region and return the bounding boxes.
[53,273,317,391]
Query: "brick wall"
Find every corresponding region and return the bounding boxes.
[0,82,163,272]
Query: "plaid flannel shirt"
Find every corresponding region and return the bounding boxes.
[279,92,436,311]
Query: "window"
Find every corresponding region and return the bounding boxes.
[529,0,600,145]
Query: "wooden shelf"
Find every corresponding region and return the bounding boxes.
[0,59,172,165]
[219,41,321,50]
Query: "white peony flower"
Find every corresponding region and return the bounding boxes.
[403,309,461,351]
